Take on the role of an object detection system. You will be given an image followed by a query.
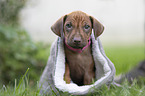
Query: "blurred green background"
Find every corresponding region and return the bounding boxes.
[0,0,50,86]
[0,0,144,88]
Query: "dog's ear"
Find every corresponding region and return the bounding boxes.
[89,16,104,39]
[51,15,67,37]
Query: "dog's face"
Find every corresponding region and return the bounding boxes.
[51,11,104,49]
[63,12,92,49]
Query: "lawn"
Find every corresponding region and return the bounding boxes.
[104,45,144,75]
[0,44,144,96]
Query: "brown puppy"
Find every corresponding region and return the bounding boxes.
[51,11,104,86]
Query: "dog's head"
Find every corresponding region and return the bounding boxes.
[51,11,104,49]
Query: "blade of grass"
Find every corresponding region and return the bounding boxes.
[15,68,29,91]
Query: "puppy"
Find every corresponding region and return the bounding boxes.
[51,11,104,86]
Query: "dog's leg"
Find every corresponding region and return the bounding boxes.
[64,63,71,84]
[83,72,95,85]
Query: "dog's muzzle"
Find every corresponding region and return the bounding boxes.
[64,37,91,53]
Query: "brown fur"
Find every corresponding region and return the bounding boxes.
[51,11,104,86]
[64,44,95,86]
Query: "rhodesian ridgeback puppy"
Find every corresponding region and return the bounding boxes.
[51,11,104,86]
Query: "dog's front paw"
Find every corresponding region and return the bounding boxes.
[64,76,71,84]
[64,63,71,84]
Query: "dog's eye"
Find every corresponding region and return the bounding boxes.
[84,25,90,30]
[66,23,72,29]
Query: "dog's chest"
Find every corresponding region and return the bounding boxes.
[66,53,93,69]
[65,49,95,85]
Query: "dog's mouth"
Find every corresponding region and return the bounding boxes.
[70,45,84,49]
[66,42,86,49]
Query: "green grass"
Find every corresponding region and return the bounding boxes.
[0,45,144,96]
[0,68,41,96]
[104,45,144,75]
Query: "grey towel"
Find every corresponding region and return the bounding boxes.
[39,33,116,95]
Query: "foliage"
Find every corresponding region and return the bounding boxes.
[0,0,26,25]
[0,0,51,86]
[0,25,50,85]
[0,72,145,96]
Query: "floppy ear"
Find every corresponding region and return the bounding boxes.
[90,16,104,39]
[51,15,67,37]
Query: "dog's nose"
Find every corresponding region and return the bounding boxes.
[73,37,81,44]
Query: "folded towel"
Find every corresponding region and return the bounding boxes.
[39,33,116,95]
